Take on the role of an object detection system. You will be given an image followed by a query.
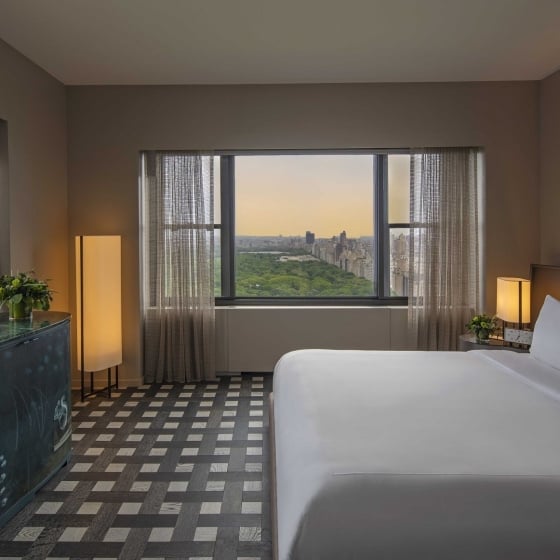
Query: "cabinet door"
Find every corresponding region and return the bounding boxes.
[0,321,71,520]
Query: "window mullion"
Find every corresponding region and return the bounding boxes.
[220,156,235,298]
[374,155,389,298]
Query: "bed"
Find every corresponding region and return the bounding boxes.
[270,264,560,560]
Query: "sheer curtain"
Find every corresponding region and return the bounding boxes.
[141,152,216,382]
[408,147,482,350]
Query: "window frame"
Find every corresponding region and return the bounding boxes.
[215,149,409,306]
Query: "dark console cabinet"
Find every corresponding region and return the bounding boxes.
[0,312,72,527]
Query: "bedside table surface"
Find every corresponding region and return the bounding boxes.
[460,333,504,347]
[459,334,529,352]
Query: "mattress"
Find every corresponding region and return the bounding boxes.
[272,349,560,560]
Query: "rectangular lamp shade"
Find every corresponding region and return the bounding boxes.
[496,277,531,324]
[76,235,122,372]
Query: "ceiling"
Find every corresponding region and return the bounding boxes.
[1,0,560,85]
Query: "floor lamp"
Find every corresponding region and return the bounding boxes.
[76,235,122,400]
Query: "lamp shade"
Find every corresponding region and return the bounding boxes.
[76,235,122,372]
[496,277,530,324]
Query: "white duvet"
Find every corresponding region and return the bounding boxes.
[273,349,560,560]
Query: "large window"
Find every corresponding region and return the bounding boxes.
[216,151,410,303]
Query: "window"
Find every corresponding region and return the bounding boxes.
[216,151,410,303]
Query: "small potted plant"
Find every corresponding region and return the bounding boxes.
[0,271,53,320]
[466,313,498,343]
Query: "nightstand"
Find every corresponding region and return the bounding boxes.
[458,334,529,352]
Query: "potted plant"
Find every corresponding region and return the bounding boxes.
[0,271,53,320]
[466,313,498,343]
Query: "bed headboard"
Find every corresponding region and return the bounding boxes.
[531,264,560,324]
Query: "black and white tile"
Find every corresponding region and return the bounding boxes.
[0,374,273,560]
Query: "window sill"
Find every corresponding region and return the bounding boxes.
[215,302,408,309]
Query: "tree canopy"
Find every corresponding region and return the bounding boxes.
[234,251,372,297]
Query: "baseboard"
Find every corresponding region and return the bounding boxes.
[71,374,142,391]
[71,371,271,390]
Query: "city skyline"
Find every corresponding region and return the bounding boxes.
[235,227,410,297]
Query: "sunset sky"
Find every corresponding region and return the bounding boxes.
[233,154,410,237]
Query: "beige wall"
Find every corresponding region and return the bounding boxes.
[0,34,549,384]
[0,120,9,273]
[0,39,68,309]
[67,82,540,384]
[539,70,560,264]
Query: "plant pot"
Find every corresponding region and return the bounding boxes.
[8,300,33,320]
[476,329,490,343]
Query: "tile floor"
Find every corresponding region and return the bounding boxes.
[0,374,273,560]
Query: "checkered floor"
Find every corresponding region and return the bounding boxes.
[0,374,273,560]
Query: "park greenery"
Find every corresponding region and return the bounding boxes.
[233,250,372,297]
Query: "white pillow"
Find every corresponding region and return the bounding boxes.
[530,294,560,370]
